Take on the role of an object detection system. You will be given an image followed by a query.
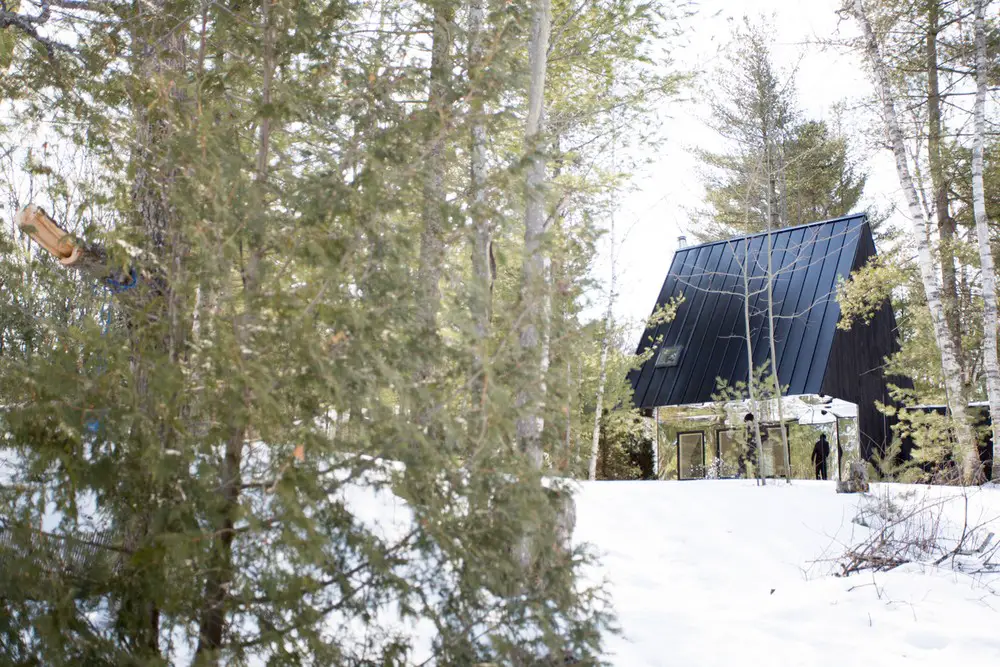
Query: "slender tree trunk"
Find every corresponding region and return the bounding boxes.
[652,406,660,479]
[766,142,780,231]
[195,2,274,660]
[589,212,616,481]
[764,186,791,483]
[972,0,1000,480]
[925,2,963,370]
[541,255,553,417]
[468,0,493,438]
[740,237,766,486]
[515,0,552,471]
[564,359,572,471]
[417,2,455,355]
[848,0,977,481]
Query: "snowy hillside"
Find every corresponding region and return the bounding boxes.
[575,480,1000,666]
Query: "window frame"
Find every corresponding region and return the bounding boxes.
[760,423,791,478]
[676,430,706,480]
[654,344,683,368]
[715,428,741,478]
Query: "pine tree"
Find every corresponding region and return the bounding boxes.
[694,18,866,243]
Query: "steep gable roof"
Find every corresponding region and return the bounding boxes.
[628,214,871,409]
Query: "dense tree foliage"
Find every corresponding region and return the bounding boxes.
[0,0,685,662]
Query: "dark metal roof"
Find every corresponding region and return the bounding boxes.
[629,214,871,408]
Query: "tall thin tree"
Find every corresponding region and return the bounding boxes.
[971,0,1000,480]
[469,0,493,439]
[588,208,616,481]
[846,0,977,481]
[516,0,552,471]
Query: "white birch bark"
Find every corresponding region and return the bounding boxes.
[972,0,1000,480]
[847,0,976,480]
[515,0,552,471]
[765,226,791,482]
[652,406,660,478]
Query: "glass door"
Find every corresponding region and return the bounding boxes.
[678,432,706,480]
[716,429,741,477]
[765,425,789,478]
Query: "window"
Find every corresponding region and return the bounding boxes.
[716,429,741,477]
[655,345,683,368]
[677,431,705,479]
[760,425,789,477]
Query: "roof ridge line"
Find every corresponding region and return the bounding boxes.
[679,213,868,253]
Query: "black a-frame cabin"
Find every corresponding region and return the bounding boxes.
[628,214,904,459]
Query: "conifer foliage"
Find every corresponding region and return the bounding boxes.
[694,18,866,243]
[0,0,681,663]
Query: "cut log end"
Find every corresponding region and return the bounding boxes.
[16,204,84,265]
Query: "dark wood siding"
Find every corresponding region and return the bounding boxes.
[820,224,906,459]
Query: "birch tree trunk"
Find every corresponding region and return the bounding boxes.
[971,0,1000,480]
[847,0,977,481]
[515,0,552,471]
[588,216,616,481]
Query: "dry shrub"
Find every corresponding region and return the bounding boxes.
[839,487,999,576]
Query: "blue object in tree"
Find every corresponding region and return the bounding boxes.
[103,267,139,294]
[84,268,139,437]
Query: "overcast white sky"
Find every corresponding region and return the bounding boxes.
[606,0,906,343]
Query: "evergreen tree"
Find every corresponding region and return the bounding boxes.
[694,18,866,243]
[0,0,684,662]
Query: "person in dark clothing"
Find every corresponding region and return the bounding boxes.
[812,433,831,480]
[739,413,756,477]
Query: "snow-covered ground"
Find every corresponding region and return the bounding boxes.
[575,480,1000,666]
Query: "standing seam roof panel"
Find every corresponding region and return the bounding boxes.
[707,237,765,400]
[729,234,771,392]
[775,223,835,392]
[654,243,721,406]
[630,214,869,408]
[752,228,798,386]
[643,244,708,406]
[666,242,731,405]
[768,226,810,384]
[628,250,683,404]
[794,219,852,393]
[749,230,795,379]
[685,241,743,403]
[632,248,692,406]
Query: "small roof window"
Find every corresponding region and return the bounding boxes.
[655,345,683,368]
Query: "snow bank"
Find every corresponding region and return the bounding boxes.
[574,479,1000,666]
